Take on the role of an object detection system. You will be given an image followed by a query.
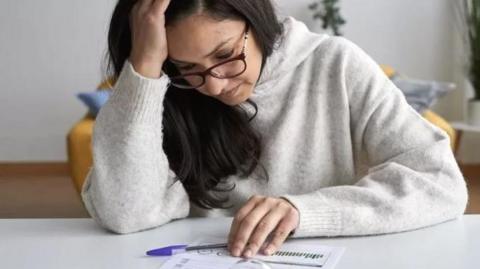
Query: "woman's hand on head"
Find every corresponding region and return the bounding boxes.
[129,0,171,78]
[227,195,300,258]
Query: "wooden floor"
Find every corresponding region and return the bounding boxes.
[0,164,479,218]
[0,175,89,218]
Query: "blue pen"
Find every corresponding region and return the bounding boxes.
[146,243,228,256]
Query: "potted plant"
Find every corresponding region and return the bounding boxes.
[461,0,480,126]
[309,0,346,36]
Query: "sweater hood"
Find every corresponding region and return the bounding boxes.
[255,17,329,89]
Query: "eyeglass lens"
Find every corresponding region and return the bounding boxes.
[171,59,246,89]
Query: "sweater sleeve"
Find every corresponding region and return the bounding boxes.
[81,61,190,234]
[283,38,468,238]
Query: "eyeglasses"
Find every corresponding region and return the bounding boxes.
[169,25,250,89]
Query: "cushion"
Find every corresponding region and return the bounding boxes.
[391,76,456,113]
[77,90,112,117]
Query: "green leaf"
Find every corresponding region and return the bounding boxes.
[309,0,346,36]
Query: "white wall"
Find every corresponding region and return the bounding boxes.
[0,0,116,161]
[0,0,477,163]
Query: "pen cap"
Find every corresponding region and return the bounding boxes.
[146,244,188,256]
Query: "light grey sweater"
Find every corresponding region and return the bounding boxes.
[82,17,468,236]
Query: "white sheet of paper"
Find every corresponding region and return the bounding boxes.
[158,241,345,269]
[158,253,240,269]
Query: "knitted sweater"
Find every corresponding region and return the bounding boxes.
[82,17,468,236]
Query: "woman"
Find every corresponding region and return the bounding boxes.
[82,0,468,258]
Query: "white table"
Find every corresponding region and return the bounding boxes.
[1,216,480,269]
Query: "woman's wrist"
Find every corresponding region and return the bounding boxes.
[129,57,164,79]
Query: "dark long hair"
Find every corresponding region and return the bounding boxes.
[107,0,283,209]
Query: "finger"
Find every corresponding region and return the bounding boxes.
[228,197,262,255]
[263,211,298,256]
[129,4,137,29]
[130,0,144,22]
[130,0,149,24]
[242,204,288,257]
[152,0,171,15]
[230,198,277,257]
[138,0,154,14]
[228,195,262,250]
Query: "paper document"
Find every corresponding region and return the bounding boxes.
[158,242,344,269]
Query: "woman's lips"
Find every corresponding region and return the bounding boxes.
[222,83,242,97]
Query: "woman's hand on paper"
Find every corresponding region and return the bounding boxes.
[227,195,299,258]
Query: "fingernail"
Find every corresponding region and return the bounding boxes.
[243,249,252,258]
[264,247,273,255]
[232,248,241,257]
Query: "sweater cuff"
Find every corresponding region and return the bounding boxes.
[282,194,343,238]
[109,60,171,125]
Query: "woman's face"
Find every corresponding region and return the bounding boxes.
[166,14,263,106]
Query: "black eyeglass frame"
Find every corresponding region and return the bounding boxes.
[168,25,250,89]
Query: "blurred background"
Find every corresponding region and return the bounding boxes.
[0,0,478,218]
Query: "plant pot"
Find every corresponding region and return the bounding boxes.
[468,100,480,126]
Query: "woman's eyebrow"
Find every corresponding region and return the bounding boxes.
[169,37,234,64]
[203,37,234,58]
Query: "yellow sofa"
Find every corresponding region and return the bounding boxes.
[67,79,113,193]
[67,67,457,193]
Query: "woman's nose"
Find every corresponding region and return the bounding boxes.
[202,75,228,96]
